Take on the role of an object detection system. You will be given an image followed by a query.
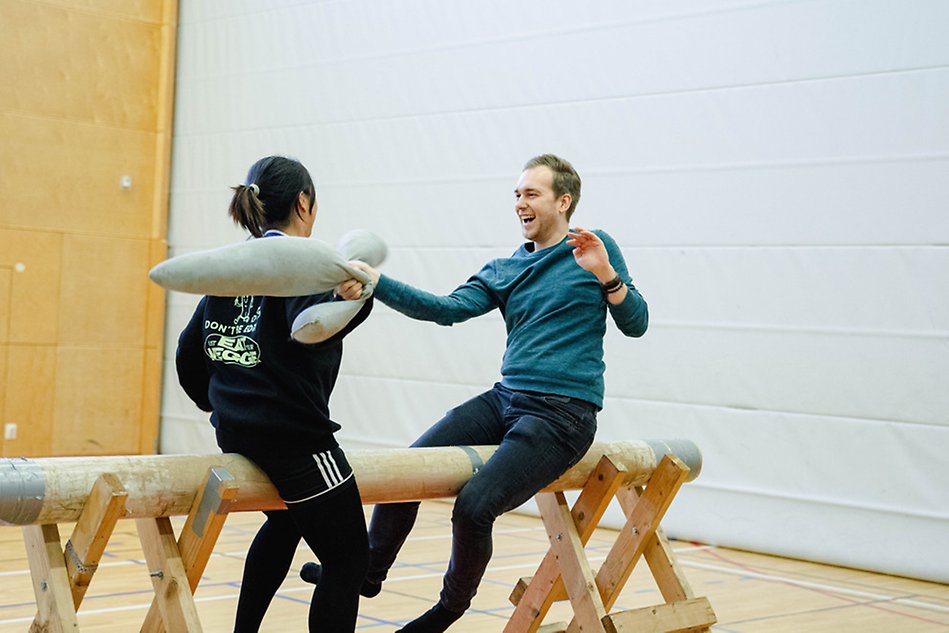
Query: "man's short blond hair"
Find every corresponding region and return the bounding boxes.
[523,154,581,219]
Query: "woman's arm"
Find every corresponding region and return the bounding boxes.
[175,298,214,411]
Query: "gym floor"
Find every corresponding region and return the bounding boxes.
[1,501,947,632]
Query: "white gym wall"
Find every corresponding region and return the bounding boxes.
[160,0,949,583]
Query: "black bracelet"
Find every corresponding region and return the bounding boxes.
[600,274,624,294]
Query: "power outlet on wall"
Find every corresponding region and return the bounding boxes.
[4,423,16,440]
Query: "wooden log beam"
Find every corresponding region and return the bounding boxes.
[0,440,701,526]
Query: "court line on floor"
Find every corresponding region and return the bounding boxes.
[0,526,548,578]
[678,559,949,615]
[3,541,946,626]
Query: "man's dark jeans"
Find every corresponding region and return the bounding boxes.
[365,382,597,613]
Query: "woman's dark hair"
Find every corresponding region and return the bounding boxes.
[228,156,317,237]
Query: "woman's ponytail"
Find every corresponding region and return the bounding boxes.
[228,182,268,237]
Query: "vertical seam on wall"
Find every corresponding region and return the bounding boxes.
[140,0,180,454]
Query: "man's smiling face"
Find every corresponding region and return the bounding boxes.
[514,166,571,250]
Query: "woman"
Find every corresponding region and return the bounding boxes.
[176,156,371,632]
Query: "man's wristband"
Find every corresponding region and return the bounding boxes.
[600,274,624,294]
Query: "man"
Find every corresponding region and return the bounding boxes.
[304,154,648,632]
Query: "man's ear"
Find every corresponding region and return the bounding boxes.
[560,193,572,214]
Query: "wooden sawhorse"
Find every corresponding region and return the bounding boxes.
[24,467,237,633]
[505,454,717,633]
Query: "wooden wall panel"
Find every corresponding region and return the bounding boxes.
[0,114,157,239]
[140,238,167,454]
[18,0,162,22]
[145,238,168,348]
[0,1,161,130]
[0,0,176,456]
[139,347,162,454]
[2,345,57,457]
[58,235,151,347]
[0,229,63,345]
[0,344,5,455]
[0,269,10,343]
[0,270,7,456]
[52,348,145,455]
[0,262,6,453]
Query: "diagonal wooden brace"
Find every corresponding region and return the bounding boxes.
[26,472,128,632]
[616,486,694,604]
[585,453,716,633]
[64,473,128,609]
[592,454,690,615]
[610,485,715,632]
[24,523,79,633]
[506,455,628,633]
[537,491,608,632]
[140,467,238,633]
[556,455,690,633]
[137,516,204,633]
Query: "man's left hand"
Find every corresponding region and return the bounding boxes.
[567,227,615,282]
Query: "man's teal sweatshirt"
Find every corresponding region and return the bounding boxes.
[374,230,648,408]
